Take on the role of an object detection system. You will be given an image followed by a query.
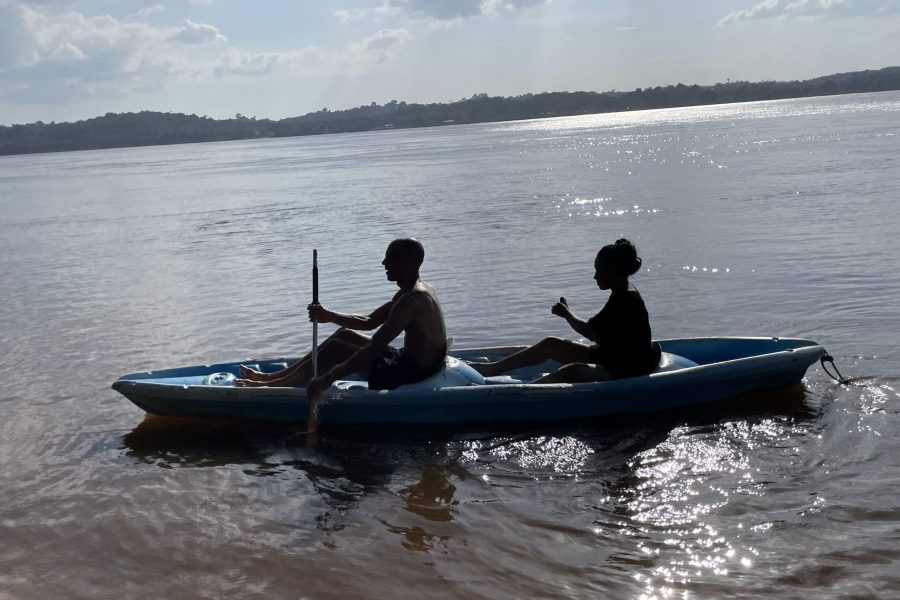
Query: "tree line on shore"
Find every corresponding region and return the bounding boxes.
[1,66,898,156]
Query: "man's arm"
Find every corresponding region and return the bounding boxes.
[310,297,395,331]
[310,295,417,388]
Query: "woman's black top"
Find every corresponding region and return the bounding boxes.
[586,287,659,379]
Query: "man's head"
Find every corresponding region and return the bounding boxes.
[382,238,425,283]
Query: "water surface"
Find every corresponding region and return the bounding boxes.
[1,92,899,599]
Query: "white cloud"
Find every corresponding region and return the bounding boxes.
[171,19,227,44]
[47,41,86,61]
[131,4,167,21]
[379,0,549,21]
[335,7,371,23]
[719,0,782,23]
[719,0,900,24]
[0,1,325,105]
[483,0,549,13]
[334,1,402,24]
[214,46,325,77]
[347,28,412,65]
[0,0,421,110]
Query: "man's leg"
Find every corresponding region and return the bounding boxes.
[470,337,593,377]
[236,330,370,386]
[240,328,369,381]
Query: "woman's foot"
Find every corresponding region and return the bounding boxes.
[467,361,500,377]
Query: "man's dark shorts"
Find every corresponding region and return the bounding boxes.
[368,347,444,391]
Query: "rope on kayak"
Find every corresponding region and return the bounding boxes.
[820,351,851,385]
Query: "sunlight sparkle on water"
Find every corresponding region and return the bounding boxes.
[682,265,730,274]
[495,95,898,135]
[556,195,661,218]
[459,436,594,475]
[618,421,799,596]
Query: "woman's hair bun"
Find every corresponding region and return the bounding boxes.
[599,238,642,276]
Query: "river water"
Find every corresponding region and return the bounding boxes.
[1,92,898,599]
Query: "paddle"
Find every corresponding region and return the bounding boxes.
[307,249,320,444]
[312,249,319,377]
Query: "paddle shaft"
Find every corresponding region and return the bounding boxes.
[312,249,319,378]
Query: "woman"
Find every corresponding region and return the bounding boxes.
[471,238,660,383]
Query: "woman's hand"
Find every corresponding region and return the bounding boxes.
[551,296,571,319]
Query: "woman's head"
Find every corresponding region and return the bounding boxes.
[594,238,642,289]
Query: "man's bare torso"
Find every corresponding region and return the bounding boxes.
[393,280,447,369]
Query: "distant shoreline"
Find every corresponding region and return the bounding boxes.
[1,66,898,157]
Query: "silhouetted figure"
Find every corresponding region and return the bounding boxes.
[236,238,448,400]
[471,239,659,383]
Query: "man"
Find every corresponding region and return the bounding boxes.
[235,238,447,400]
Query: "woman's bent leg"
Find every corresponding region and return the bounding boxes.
[531,362,611,384]
[471,337,593,377]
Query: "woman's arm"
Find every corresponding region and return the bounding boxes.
[552,298,599,342]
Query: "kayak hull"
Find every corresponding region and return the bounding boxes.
[112,337,825,426]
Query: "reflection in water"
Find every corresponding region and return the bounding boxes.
[76,376,885,598]
[401,465,461,523]
[381,464,464,552]
[123,415,286,468]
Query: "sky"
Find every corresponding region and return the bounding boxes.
[0,0,898,125]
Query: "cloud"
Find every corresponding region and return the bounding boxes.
[47,41,86,61]
[384,0,550,21]
[131,4,167,21]
[719,0,781,23]
[335,7,371,23]
[171,19,227,44]
[0,7,184,103]
[214,46,325,77]
[0,2,36,69]
[391,0,484,19]
[332,0,549,27]
[347,28,412,65]
[0,1,325,104]
[8,0,78,7]
[719,0,900,24]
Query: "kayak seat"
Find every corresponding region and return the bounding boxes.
[653,352,698,373]
[334,356,485,392]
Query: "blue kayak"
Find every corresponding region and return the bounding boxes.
[111,337,825,426]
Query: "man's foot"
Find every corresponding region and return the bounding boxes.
[234,378,270,387]
[238,364,259,379]
[238,364,279,381]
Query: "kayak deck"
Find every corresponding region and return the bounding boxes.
[112,337,825,426]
